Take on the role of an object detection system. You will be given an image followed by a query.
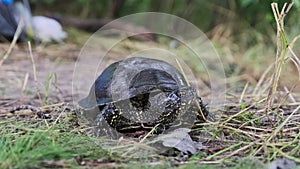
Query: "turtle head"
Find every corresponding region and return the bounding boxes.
[128,68,179,111]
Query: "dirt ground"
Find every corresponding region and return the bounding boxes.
[0,43,80,107]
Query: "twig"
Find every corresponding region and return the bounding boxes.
[267,105,300,142]
[52,106,67,126]
[239,82,249,103]
[28,42,37,81]
[175,58,207,121]
[287,46,300,79]
[283,86,296,103]
[221,97,266,125]
[175,58,190,86]
[221,125,262,138]
[0,19,24,66]
[265,2,293,123]
[224,143,254,159]
[205,142,242,160]
[21,73,29,93]
[253,105,300,156]
[139,123,160,143]
[28,42,43,103]
[253,64,273,95]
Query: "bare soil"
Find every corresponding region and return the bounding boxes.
[0,43,79,109]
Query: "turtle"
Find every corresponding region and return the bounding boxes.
[78,57,209,138]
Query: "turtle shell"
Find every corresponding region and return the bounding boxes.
[78,57,203,136]
[78,61,121,109]
[78,57,189,109]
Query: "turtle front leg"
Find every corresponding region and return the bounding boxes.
[195,97,209,122]
[92,103,122,138]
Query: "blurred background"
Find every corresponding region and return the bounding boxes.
[29,0,300,79]
[30,0,298,43]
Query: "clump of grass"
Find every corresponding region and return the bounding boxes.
[0,106,112,169]
[44,72,57,104]
[265,2,294,122]
[1,131,74,168]
[27,42,59,105]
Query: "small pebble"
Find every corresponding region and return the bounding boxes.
[269,158,296,169]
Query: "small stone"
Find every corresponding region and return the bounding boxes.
[269,158,296,169]
[161,128,203,154]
